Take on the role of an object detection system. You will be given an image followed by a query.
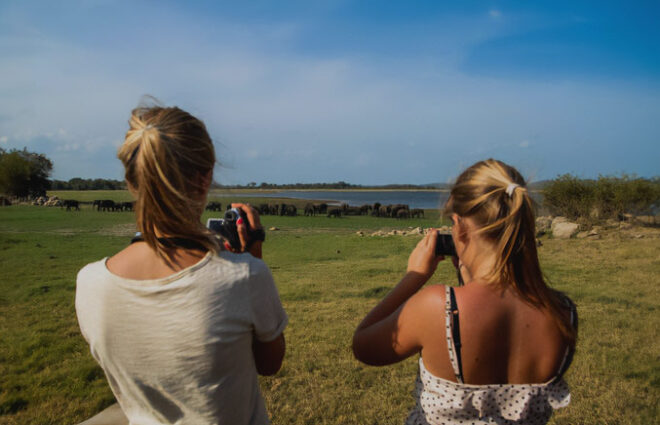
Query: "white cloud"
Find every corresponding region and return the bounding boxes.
[0,136,8,144]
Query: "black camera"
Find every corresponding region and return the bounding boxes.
[435,232,456,257]
[207,208,265,251]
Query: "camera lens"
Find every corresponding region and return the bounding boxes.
[224,209,240,222]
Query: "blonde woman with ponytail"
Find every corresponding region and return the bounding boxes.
[353,159,577,425]
[75,103,287,425]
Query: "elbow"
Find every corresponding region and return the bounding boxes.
[254,333,285,376]
[351,331,372,365]
[256,359,282,376]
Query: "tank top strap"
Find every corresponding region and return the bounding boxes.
[553,297,579,381]
[445,286,464,383]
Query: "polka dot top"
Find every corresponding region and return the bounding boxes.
[405,286,577,425]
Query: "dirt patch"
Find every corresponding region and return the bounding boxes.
[98,223,137,237]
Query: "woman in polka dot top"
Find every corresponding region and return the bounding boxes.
[353,159,577,424]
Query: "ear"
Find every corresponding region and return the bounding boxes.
[200,169,213,191]
[452,214,469,243]
[126,181,138,198]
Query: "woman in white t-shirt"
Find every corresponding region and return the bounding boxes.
[76,103,287,425]
[352,159,577,424]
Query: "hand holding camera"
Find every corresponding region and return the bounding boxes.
[207,203,265,258]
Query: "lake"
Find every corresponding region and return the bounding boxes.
[209,190,449,209]
[209,190,545,210]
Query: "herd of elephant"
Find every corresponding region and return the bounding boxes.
[206,201,424,219]
[91,199,135,212]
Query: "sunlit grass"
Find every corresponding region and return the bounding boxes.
[0,205,658,424]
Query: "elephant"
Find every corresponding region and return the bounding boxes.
[390,204,409,218]
[359,204,372,215]
[120,202,134,212]
[378,205,392,217]
[97,200,117,212]
[205,202,222,212]
[304,203,315,216]
[62,199,80,211]
[327,207,342,218]
[285,204,297,216]
[410,208,424,218]
[396,209,410,219]
[313,203,328,214]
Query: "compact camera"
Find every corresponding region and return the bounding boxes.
[435,232,456,257]
[207,208,265,251]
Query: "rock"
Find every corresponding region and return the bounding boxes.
[576,231,589,239]
[604,219,619,229]
[552,221,579,239]
[551,216,568,227]
[356,231,365,236]
[411,227,423,235]
[619,222,632,230]
[536,216,553,234]
[635,215,657,226]
[536,238,543,247]
[268,227,279,231]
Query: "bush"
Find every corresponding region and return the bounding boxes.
[543,174,660,221]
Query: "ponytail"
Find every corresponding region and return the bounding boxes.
[446,159,576,347]
[118,105,220,264]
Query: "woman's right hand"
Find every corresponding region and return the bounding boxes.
[407,229,443,281]
[231,203,264,259]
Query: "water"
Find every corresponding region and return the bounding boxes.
[210,189,544,210]
[210,190,450,209]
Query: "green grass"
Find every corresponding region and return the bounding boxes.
[0,204,658,424]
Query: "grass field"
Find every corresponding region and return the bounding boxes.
[1,193,659,424]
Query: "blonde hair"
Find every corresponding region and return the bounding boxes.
[446,159,576,346]
[117,104,219,264]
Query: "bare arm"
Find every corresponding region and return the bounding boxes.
[253,333,286,376]
[352,230,443,365]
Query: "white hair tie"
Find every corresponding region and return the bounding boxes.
[505,183,519,197]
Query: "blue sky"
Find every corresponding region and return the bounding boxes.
[0,0,658,185]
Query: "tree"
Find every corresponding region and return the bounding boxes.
[0,148,53,197]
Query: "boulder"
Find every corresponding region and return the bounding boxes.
[551,216,568,226]
[619,222,632,230]
[536,216,553,234]
[552,221,579,239]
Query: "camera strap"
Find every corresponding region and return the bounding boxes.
[130,233,208,252]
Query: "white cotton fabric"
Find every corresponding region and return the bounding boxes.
[76,251,288,425]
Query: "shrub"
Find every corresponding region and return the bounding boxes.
[543,174,660,221]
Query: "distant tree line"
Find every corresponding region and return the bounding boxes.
[50,178,126,190]
[0,148,52,197]
[543,174,660,220]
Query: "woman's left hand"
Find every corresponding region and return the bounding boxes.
[231,203,264,259]
[407,229,443,281]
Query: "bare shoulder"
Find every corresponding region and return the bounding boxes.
[411,284,448,311]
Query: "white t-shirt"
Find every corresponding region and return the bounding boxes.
[76,251,288,425]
